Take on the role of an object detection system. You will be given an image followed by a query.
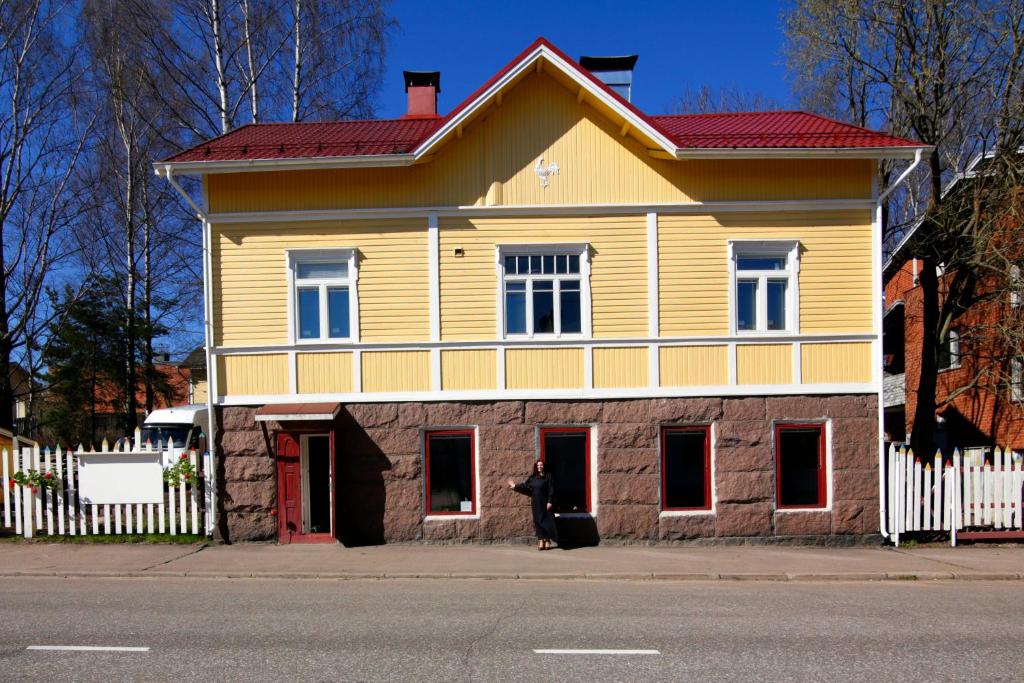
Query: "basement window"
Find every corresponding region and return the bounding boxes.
[661,426,712,512]
[540,427,591,514]
[288,249,358,343]
[424,430,477,516]
[775,423,827,509]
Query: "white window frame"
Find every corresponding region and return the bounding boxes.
[286,248,359,344]
[1011,357,1023,403]
[728,240,800,336]
[939,329,961,371]
[495,244,592,340]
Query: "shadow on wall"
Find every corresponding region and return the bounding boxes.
[555,515,600,549]
[334,409,391,547]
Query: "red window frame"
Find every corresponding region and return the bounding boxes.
[660,425,712,512]
[424,429,477,516]
[539,426,591,514]
[774,423,827,510]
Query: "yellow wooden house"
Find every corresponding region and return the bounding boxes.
[158,38,926,545]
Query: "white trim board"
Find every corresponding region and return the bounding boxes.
[205,199,877,224]
[218,382,880,406]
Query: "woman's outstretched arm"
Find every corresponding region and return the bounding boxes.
[507,478,530,496]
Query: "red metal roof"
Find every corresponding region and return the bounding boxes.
[164,118,441,163]
[651,111,921,149]
[163,37,922,165]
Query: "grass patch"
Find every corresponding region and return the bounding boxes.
[0,532,206,545]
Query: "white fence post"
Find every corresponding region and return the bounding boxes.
[2,448,10,529]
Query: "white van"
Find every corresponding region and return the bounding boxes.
[141,405,209,466]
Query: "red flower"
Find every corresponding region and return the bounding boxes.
[180,454,187,460]
[184,473,191,481]
[44,472,53,479]
[270,507,278,517]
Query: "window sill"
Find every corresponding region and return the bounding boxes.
[294,338,356,345]
[553,512,594,519]
[734,330,794,337]
[775,506,830,513]
[424,514,480,522]
[659,509,715,518]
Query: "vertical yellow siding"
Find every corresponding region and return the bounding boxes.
[213,219,429,346]
[207,71,870,213]
[361,350,430,392]
[801,342,872,383]
[439,216,647,341]
[216,354,289,395]
[736,344,792,385]
[506,348,583,389]
[592,347,648,388]
[659,211,873,336]
[192,379,208,404]
[441,349,497,390]
[659,345,728,386]
[296,352,353,393]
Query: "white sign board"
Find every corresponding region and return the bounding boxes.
[77,452,164,505]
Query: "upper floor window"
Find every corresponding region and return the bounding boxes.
[288,249,358,343]
[938,329,960,371]
[1011,265,1022,308]
[730,241,800,335]
[1011,357,1023,403]
[498,245,590,338]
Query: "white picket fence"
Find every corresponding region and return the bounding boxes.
[1,433,212,539]
[883,444,1024,546]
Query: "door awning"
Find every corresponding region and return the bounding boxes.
[254,402,341,422]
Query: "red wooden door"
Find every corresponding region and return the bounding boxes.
[276,433,302,544]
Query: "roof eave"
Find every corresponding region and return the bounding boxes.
[154,153,417,176]
[673,146,930,160]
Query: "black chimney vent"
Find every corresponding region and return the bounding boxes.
[579,55,638,101]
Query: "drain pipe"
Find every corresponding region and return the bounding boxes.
[875,147,924,541]
[160,165,218,538]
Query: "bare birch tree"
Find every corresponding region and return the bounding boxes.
[0,0,92,431]
[784,0,1024,454]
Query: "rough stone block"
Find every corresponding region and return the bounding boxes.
[600,422,655,449]
[385,480,424,513]
[223,455,276,482]
[219,406,258,433]
[658,513,716,540]
[774,510,832,536]
[383,511,422,541]
[219,429,272,459]
[602,400,651,424]
[714,444,772,473]
[715,470,773,503]
[422,519,459,541]
[481,424,537,453]
[832,417,878,449]
[832,500,866,535]
[833,468,878,501]
[222,480,276,512]
[831,440,877,470]
[715,502,773,536]
[599,473,659,505]
[651,398,723,423]
[597,447,658,474]
[525,401,603,424]
[362,427,421,457]
[480,507,531,539]
[398,402,428,428]
[766,396,828,420]
[715,419,770,449]
[824,395,871,418]
[597,505,658,539]
[386,454,421,480]
[344,403,398,428]
[470,401,525,425]
[226,511,276,542]
[722,397,766,422]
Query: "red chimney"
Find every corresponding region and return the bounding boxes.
[403,70,440,119]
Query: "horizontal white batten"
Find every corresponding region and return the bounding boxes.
[213,333,876,356]
[217,381,879,406]
[205,199,875,224]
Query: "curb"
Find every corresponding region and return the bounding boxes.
[0,570,1020,582]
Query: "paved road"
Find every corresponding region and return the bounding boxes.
[0,577,1021,681]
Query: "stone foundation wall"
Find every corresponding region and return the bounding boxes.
[213,395,879,544]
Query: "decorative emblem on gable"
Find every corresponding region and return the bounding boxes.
[534,156,560,189]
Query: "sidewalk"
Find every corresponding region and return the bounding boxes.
[1,542,1022,581]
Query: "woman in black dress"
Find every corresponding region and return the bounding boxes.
[508,460,558,550]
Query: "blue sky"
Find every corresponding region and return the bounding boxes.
[377,1,793,119]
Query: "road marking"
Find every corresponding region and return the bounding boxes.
[27,646,150,653]
[533,649,660,655]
